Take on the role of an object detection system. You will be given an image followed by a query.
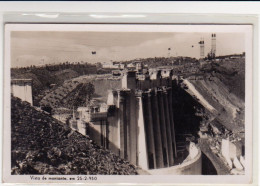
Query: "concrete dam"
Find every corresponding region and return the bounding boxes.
[10,72,211,174]
[74,70,202,174]
[11,71,244,175]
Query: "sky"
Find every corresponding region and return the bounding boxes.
[11,31,245,67]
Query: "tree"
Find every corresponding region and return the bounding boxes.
[84,83,95,106]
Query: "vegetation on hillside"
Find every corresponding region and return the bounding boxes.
[200,58,245,100]
[40,81,95,110]
[11,62,111,105]
[187,58,245,133]
[123,56,198,68]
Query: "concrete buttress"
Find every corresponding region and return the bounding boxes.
[168,87,177,158]
[118,91,127,159]
[129,90,138,165]
[143,91,156,169]
[125,90,131,161]
[136,91,149,170]
[163,88,174,166]
[151,89,164,168]
[158,89,169,167]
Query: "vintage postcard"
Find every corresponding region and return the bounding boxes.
[3,24,253,184]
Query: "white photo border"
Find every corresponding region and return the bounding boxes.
[3,23,254,184]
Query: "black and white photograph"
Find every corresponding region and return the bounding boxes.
[3,24,253,184]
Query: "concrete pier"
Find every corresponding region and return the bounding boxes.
[163,88,174,166]
[107,106,120,156]
[118,90,127,159]
[151,89,164,168]
[168,87,177,158]
[100,120,109,149]
[115,91,121,155]
[136,91,149,170]
[116,89,138,164]
[143,91,156,169]
[125,90,131,161]
[129,90,138,165]
[158,89,169,167]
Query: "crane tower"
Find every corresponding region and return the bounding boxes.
[211,33,216,57]
[198,38,204,59]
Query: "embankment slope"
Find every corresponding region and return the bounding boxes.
[186,60,245,134]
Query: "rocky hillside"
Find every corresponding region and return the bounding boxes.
[178,59,245,175]
[11,96,137,175]
[11,68,80,106]
[40,80,95,110]
[200,59,245,100]
[189,59,245,133]
[188,77,244,133]
[11,62,105,106]
[40,74,121,110]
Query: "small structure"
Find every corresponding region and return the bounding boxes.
[198,38,205,59]
[11,79,33,105]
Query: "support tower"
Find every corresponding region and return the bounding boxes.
[211,33,216,57]
[198,38,204,59]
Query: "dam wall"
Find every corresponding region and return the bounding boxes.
[96,70,178,170]
[82,69,202,174]
[148,145,202,175]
